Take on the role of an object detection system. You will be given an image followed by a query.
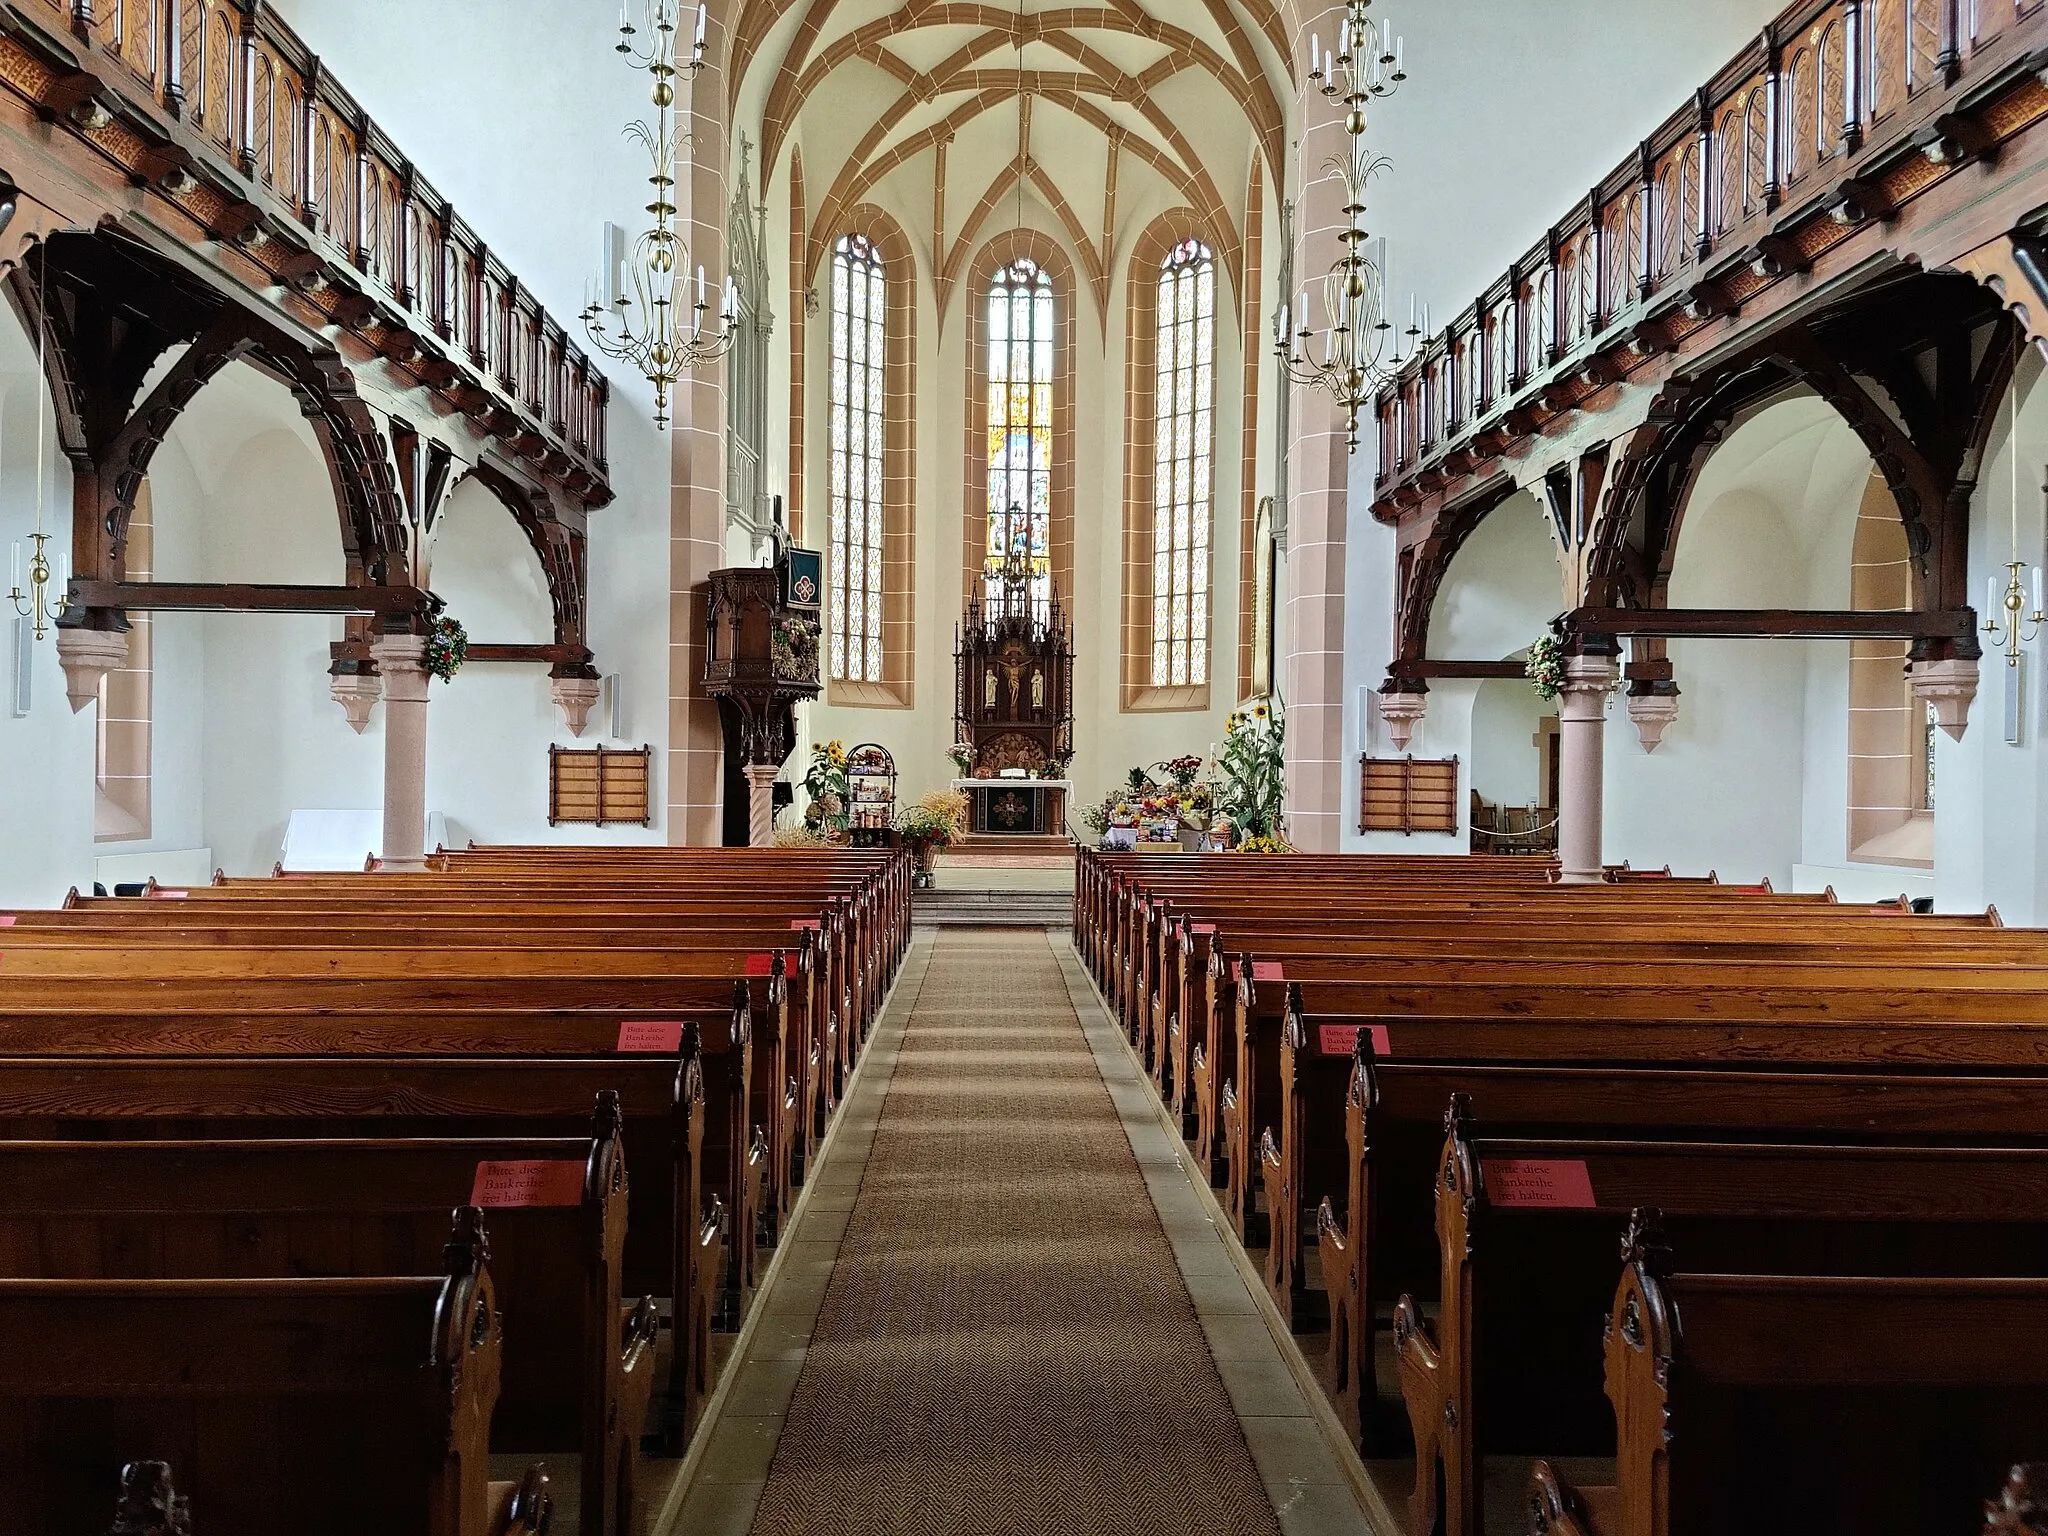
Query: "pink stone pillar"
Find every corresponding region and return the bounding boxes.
[370,633,431,872]
[745,763,779,847]
[1557,653,1619,884]
[1282,3,1354,853]
[666,4,732,846]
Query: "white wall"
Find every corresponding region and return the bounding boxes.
[1343,0,1786,850]
[0,352,94,907]
[266,0,674,838]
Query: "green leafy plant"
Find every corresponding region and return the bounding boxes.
[422,615,468,683]
[1216,697,1286,842]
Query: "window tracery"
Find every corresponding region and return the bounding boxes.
[828,232,885,682]
[1152,238,1215,688]
[985,258,1056,613]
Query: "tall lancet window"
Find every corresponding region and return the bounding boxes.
[829,232,886,682]
[1153,237,1215,686]
[986,257,1056,610]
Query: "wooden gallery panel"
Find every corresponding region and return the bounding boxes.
[548,745,653,827]
[1358,755,1459,836]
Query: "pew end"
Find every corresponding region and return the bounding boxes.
[1528,1460,1618,1536]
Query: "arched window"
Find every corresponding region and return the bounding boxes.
[828,232,885,682]
[985,257,1055,612]
[1152,237,1215,688]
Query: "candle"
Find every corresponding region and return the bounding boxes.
[8,540,17,597]
[696,265,706,308]
[1310,32,1320,74]
[1410,291,1417,329]
[1989,574,2001,622]
[1338,18,1350,59]
[1395,35,1404,73]
[696,2,707,47]
[1298,290,1308,329]
[1323,327,1333,365]
[2033,566,2042,620]
[619,0,627,28]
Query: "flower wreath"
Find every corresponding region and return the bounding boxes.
[423,615,468,683]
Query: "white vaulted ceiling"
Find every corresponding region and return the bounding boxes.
[731,0,1294,318]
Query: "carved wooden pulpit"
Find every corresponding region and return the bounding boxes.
[953,566,1073,840]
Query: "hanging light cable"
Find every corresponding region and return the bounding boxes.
[1275,0,1409,453]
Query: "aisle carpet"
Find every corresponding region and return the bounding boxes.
[746,928,1280,1535]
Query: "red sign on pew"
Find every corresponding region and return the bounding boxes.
[1481,1159,1597,1209]
[745,953,775,977]
[151,890,188,899]
[616,1020,684,1053]
[0,915,14,927]
[1252,961,1284,982]
[470,1159,586,1208]
[791,919,821,930]
[1191,923,1217,935]
[1318,1024,1392,1058]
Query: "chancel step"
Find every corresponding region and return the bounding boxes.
[913,889,1074,928]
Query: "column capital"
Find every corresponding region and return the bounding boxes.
[1557,653,1620,720]
[369,632,432,705]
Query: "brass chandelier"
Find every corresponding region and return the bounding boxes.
[581,0,737,429]
[1275,0,1409,452]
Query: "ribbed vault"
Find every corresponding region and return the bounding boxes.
[733,0,1292,320]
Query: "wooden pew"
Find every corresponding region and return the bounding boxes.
[1534,1237,2048,1536]
[0,968,775,1308]
[0,1102,651,1536]
[0,1209,549,1536]
[0,1042,725,1455]
[1394,1101,2048,1536]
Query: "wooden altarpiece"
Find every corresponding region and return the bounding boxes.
[952,570,1073,838]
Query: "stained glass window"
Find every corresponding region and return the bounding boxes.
[829,233,886,683]
[985,258,1056,612]
[1152,238,1214,688]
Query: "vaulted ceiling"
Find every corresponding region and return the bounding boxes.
[732,0,1295,323]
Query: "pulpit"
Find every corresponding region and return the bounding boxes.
[952,566,1073,847]
[703,551,823,846]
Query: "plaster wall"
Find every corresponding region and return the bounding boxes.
[1344,0,1789,850]
[267,0,676,837]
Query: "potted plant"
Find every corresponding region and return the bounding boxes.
[897,790,968,888]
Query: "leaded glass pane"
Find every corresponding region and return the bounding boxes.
[1150,239,1217,687]
[829,233,888,683]
[981,259,1058,610]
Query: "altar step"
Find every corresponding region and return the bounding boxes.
[913,888,1074,928]
[949,833,1075,856]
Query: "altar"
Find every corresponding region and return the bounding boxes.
[950,550,1075,850]
[952,778,1072,838]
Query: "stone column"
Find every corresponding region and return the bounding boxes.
[1556,653,1619,884]
[369,633,431,872]
[744,763,779,847]
[1281,3,1355,852]
[667,6,734,846]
